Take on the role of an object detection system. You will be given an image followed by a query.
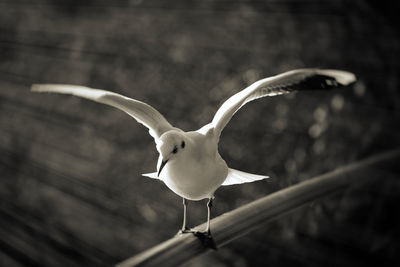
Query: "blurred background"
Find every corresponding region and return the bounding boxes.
[1,0,400,266]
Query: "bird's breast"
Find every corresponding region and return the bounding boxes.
[160,154,228,201]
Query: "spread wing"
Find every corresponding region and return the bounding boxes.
[31,84,175,139]
[210,68,356,139]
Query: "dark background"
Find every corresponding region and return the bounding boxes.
[1,0,400,266]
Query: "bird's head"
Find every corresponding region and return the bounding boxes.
[156,131,188,177]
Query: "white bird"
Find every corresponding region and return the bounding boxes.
[31,68,356,241]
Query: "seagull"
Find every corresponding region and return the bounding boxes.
[31,68,355,245]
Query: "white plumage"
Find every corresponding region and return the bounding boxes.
[32,68,356,237]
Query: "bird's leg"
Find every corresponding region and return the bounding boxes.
[178,198,191,234]
[193,196,217,250]
[205,197,214,236]
[181,197,189,231]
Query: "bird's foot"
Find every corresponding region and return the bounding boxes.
[192,230,217,250]
[177,228,217,250]
[176,227,196,235]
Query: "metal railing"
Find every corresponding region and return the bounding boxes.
[117,149,400,267]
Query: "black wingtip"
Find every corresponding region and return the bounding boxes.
[290,73,355,92]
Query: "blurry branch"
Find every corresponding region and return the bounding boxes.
[117,149,400,267]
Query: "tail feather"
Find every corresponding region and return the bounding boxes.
[222,168,269,186]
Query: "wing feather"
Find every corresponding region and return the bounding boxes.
[210,68,356,139]
[31,84,174,139]
[222,168,269,186]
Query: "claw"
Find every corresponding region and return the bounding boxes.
[176,227,195,235]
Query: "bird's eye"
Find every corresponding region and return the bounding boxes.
[181,141,185,148]
[172,146,178,154]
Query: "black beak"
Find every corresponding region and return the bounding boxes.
[158,159,169,177]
